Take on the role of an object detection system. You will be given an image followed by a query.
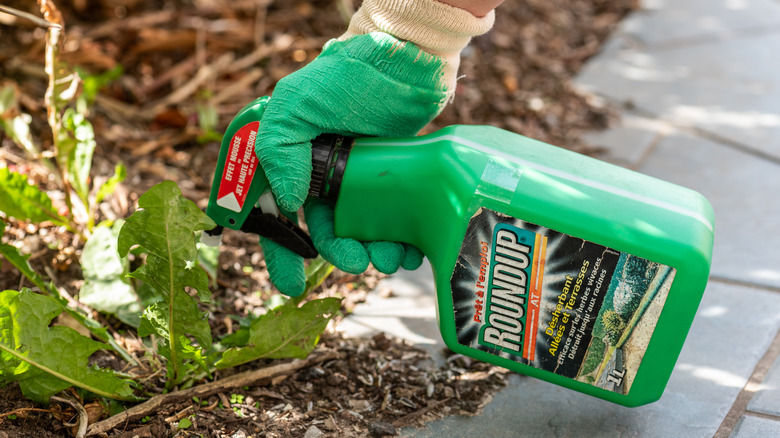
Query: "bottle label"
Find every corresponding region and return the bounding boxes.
[216,122,260,213]
[451,208,676,394]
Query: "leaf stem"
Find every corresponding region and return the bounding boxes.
[40,4,87,241]
[166,223,180,385]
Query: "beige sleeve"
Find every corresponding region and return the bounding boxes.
[339,0,495,93]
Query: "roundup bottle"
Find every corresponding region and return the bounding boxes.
[205,96,714,407]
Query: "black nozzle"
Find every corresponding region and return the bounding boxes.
[204,225,224,237]
[240,207,318,259]
[309,134,354,202]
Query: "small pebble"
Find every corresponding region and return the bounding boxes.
[369,421,397,437]
[304,425,324,438]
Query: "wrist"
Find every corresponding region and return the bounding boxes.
[437,0,505,18]
[339,0,495,93]
[342,0,494,56]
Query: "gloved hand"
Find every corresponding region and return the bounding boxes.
[257,0,495,296]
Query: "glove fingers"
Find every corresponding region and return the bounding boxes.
[260,237,306,297]
[364,242,424,274]
[326,239,371,274]
[304,199,369,274]
[364,241,405,274]
[401,244,424,271]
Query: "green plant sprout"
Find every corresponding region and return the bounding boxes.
[0,3,343,419]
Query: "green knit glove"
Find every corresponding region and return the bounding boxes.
[257,32,448,211]
[256,32,445,296]
[304,199,424,275]
[260,202,425,297]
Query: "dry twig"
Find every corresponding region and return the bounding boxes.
[51,394,88,438]
[146,52,235,113]
[0,4,62,29]
[86,349,340,436]
[0,406,60,421]
[392,397,452,428]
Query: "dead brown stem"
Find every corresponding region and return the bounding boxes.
[86,349,340,436]
[51,394,87,438]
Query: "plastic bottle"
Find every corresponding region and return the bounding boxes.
[205,97,714,407]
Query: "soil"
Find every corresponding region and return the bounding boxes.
[0,332,510,438]
[0,0,637,436]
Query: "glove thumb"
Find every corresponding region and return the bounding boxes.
[256,103,321,213]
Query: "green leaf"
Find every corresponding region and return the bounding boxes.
[196,100,222,143]
[218,316,253,348]
[197,240,219,288]
[0,223,136,363]
[50,67,80,110]
[80,221,141,327]
[0,84,14,113]
[178,336,212,378]
[95,163,126,204]
[263,293,289,310]
[136,288,211,351]
[178,417,193,429]
[0,167,67,225]
[134,280,162,308]
[77,65,123,106]
[0,289,136,403]
[117,181,215,270]
[195,91,222,144]
[304,256,335,294]
[117,181,216,383]
[62,109,96,205]
[0,224,50,294]
[0,84,39,157]
[215,298,341,369]
[288,256,334,307]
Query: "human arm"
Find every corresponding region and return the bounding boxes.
[255,0,501,296]
[438,0,505,17]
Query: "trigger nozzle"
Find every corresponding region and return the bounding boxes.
[200,225,224,247]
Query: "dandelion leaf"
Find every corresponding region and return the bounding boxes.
[216,298,341,369]
[0,289,135,403]
[117,181,215,376]
[0,168,66,225]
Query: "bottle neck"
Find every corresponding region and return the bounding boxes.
[320,135,477,265]
[309,134,354,202]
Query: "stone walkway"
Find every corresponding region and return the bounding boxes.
[340,1,780,436]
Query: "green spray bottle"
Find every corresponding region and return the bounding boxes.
[204,96,714,407]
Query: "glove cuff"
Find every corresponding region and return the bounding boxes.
[340,0,495,94]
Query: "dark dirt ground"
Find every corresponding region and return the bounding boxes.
[0,0,636,436]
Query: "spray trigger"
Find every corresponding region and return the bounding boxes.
[217,192,316,258]
[239,208,318,258]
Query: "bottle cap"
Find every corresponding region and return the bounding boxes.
[309,134,354,202]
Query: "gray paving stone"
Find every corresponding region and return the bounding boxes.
[636,133,780,290]
[576,32,780,160]
[747,353,780,416]
[402,281,780,438]
[581,114,668,167]
[617,0,780,47]
[730,415,780,438]
[336,260,444,360]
